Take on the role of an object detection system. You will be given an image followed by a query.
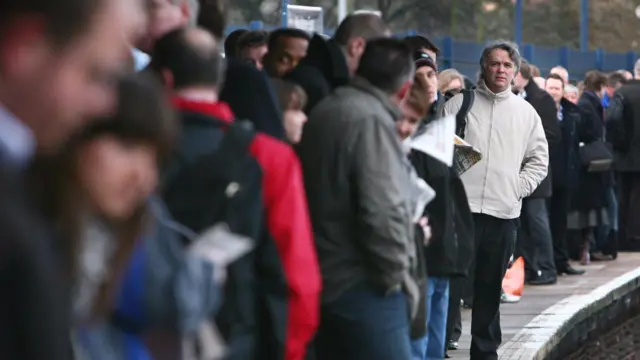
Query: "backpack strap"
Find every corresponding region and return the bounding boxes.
[455,90,475,139]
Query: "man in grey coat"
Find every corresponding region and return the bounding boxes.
[297,38,418,360]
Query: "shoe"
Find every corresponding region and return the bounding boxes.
[528,275,557,285]
[447,340,459,350]
[500,292,521,303]
[590,251,613,261]
[445,354,451,358]
[558,265,585,276]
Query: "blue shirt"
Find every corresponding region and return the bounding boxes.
[0,104,35,167]
[602,92,610,109]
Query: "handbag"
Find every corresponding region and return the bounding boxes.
[578,140,613,172]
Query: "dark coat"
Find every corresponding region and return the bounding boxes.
[606,79,640,172]
[573,91,609,211]
[551,98,594,189]
[220,58,285,139]
[523,80,562,198]
[410,115,475,279]
[4,160,72,360]
[284,34,350,114]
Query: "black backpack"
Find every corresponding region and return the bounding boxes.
[452,89,475,139]
[161,117,264,359]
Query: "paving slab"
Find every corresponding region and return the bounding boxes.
[447,253,640,360]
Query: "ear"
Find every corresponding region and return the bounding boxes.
[180,0,192,24]
[161,68,175,90]
[348,37,366,57]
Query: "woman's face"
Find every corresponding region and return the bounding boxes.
[284,109,307,144]
[565,91,579,104]
[77,136,158,219]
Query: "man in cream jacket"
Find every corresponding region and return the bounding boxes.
[443,40,548,360]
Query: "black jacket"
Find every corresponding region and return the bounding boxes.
[573,92,609,211]
[284,34,350,114]
[2,160,71,360]
[523,80,561,198]
[551,98,592,189]
[607,79,640,172]
[220,58,285,139]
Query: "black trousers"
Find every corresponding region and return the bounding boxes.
[469,214,517,360]
[516,198,556,278]
[548,187,571,270]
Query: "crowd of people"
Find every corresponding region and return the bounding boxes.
[2,0,640,360]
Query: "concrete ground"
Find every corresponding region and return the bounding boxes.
[447,253,640,360]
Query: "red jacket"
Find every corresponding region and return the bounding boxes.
[173,98,321,360]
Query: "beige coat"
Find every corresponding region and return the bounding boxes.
[444,82,549,219]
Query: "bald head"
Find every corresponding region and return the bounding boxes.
[334,13,390,46]
[183,26,218,55]
[550,66,569,84]
[333,13,391,76]
[151,26,224,90]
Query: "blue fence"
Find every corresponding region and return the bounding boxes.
[228,22,638,81]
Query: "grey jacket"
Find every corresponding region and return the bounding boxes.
[297,76,417,307]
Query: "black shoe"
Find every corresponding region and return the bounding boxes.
[528,275,557,285]
[558,265,585,276]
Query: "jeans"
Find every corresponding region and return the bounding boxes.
[315,283,412,360]
[411,277,450,360]
[594,186,618,251]
[470,214,517,360]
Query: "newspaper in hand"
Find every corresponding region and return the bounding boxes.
[410,115,456,166]
[453,135,482,176]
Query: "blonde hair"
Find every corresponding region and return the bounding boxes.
[438,68,465,93]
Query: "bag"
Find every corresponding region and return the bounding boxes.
[579,140,613,172]
[502,256,525,297]
[161,119,264,358]
[454,89,475,139]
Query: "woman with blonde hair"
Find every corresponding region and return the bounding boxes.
[438,69,465,95]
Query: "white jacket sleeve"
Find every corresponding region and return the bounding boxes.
[518,112,549,198]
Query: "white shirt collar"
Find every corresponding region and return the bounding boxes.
[0,104,35,166]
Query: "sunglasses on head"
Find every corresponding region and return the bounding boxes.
[413,51,434,63]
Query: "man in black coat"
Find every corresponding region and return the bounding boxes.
[513,60,564,284]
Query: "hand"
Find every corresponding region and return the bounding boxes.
[418,216,432,245]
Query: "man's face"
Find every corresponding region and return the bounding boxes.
[484,48,515,93]
[415,66,438,102]
[139,0,189,51]
[545,78,564,104]
[267,36,309,77]
[0,0,144,154]
[241,44,268,70]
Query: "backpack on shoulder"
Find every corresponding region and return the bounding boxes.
[452,89,475,139]
[161,119,264,359]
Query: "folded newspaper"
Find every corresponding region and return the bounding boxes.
[453,135,482,176]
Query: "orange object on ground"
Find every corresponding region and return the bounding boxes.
[502,256,525,297]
